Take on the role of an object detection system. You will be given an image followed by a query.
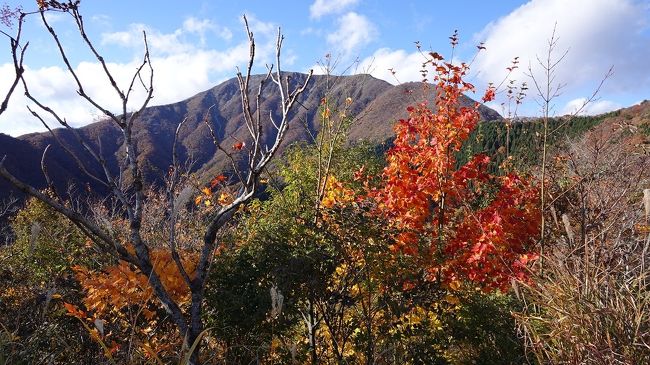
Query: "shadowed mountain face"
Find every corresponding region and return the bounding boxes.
[0,72,502,200]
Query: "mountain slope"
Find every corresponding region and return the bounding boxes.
[0,72,501,200]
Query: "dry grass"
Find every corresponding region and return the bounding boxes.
[516,130,650,364]
[516,230,649,364]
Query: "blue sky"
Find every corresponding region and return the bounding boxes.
[1,0,649,136]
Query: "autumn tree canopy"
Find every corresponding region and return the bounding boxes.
[370,49,540,291]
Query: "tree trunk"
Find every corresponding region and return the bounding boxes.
[309,298,318,365]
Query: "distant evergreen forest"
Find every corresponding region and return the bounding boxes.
[458,111,618,171]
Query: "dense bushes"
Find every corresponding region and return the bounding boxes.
[1,110,646,364]
[0,198,103,364]
[201,141,528,364]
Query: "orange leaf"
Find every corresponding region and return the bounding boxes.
[210,174,227,188]
[232,141,245,150]
[63,302,86,319]
[429,52,444,61]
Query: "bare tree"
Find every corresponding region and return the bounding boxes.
[515,129,650,364]
[527,23,612,257]
[517,25,644,364]
[0,1,311,363]
[0,4,27,116]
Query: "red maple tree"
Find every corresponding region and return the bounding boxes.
[373,48,540,291]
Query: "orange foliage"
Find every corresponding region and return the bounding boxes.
[210,174,227,188]
[373,50,540,291]
[64,246,197,357]
[73,246,196,320]
[232,141,245,150]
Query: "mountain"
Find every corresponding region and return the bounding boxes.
[0,72,501,201]
[583,99,650,153]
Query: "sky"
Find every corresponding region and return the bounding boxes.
[0,0,648,137]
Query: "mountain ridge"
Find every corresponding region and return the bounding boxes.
[1,71,502,200]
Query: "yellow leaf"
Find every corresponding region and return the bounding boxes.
[444,294,460,305]
[218,192,233,206]
[448,280,461,291]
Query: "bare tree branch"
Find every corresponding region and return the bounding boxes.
[1,6,311,362]
[0,12,27,116]
[166,117,193,288]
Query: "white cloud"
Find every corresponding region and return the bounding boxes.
[0,46,254,136]
[101,23,183,53]
[149,45,251,100]
[300,27,322,36]
[474,0,650,95]
[0,16,284,137]
[102,17,233,55]
[183,17,214,34]
[183,17,233,43]
[484,101,506,116]
[241,14,277,39]
[310,0,360,19]
[90,14,112,27]
[0,64,102,136]
[561,97,622,116]
[327,12,377,57]
[43,11,68,25]
[0,60,160,134]
[357,48,426,84]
